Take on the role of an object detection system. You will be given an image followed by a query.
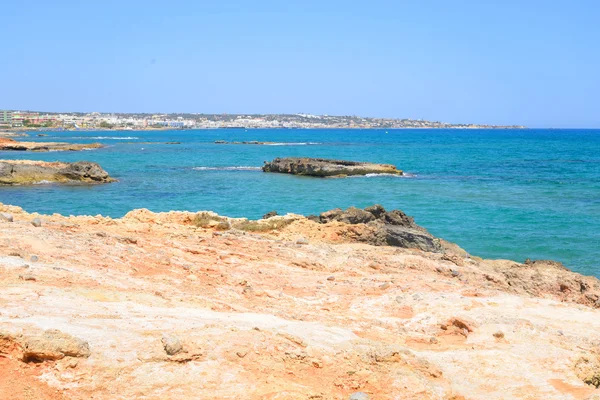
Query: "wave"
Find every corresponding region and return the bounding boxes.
[262,142,322,146]
[348,172,417,178]
[62,136,139,140]
[192,166,262,171]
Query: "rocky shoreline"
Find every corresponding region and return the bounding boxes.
[0,137,103,152]
[263,157,403,177]
[0,203,599,399]
[0,160,116,185]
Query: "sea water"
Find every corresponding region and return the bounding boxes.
[1,129,598,277]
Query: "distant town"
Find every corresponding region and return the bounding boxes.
[0,110,525,130]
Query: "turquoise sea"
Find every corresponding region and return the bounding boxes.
[1,129,599,277]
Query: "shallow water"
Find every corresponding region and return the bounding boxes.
[1,128,599,276]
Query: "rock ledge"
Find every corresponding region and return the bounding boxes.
[0,160,116,185]
[262,157,403,177]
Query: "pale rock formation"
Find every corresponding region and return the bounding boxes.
[0,202,598,399]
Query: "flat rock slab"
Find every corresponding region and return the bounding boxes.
[262,157,403,177]
[0,138,103,152]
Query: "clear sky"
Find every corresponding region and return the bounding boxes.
[2,0,599,127]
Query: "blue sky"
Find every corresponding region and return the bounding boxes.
[1,0,599,127]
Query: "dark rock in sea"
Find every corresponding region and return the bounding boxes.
[262,157,403,177]
[317,204,443,253]
[60,162,114,183]
[262,211,278,219]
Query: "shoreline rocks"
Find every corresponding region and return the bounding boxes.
[262,157,403,177]
[0,137,103,152]
[0,131,29,138]
[0,160,116,185]
[1,202,600,398]
[316,205,443,253]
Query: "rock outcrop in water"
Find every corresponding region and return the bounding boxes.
[1,202,600,399]
[0,160,116,185]
[262,157,403,177]
[0,137,103,152]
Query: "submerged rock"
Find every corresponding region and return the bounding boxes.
[262,157,403,177]
[0,160,116,185]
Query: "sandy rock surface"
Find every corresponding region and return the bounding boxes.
[0,203,599,399]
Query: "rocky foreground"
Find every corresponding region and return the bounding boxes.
[0,204,600,399]
[0,160,115,185]
[263,157,403,177]
[0,137,103,152]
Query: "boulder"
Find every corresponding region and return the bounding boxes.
[162,335,183,356]
[317,205,443,253]
[262,211,278,219]
[21,329,91,362]
[262,157,403,177]
[0,212,13,222]
[59,161,114,182]
[364,204,386,219]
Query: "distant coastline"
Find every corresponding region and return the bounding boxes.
[0,110,526,131]
[2,125,527,133]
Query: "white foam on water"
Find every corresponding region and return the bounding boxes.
[348,172,417,178]
[263,142,322,146]
[192,166,262,171]
[66,136,139,140]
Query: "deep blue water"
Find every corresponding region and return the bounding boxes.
[1,129,599,277]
